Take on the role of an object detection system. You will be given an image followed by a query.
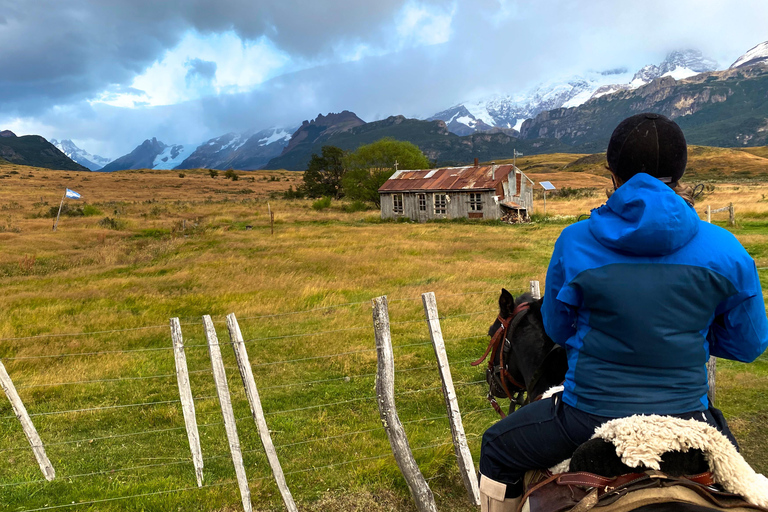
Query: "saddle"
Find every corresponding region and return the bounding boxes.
[520,415,768,512]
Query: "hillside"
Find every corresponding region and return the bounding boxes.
[0,133,88,171]
[266,115,575,171]
[491,145,768,183]
[520,64,768,151]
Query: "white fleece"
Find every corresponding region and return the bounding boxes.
[550,414,768,508]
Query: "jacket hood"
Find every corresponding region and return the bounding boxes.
[589,173,700,256]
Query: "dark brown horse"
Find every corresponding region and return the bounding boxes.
[475,288,567,415]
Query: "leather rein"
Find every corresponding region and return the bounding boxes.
[472,301,559,418]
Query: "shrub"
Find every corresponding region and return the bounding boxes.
[47,204,84,217]
[209,169,219,178]
[82,204,103,216]
[342,200,370,213]
[283,186,304,199]
[98,217,126,230]
[224,169,239,181]
[178,172,186,178]
[312,196,332,210]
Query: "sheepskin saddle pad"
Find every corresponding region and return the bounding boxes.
[556,415,768,509]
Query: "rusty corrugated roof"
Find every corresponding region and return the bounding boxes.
[378,165,516,192]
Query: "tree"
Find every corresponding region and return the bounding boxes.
[342,138,430,207]
[302,146,347,198]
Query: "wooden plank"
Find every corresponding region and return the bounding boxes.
[203,315,253,512]
[170,318,204,487]
[421,293,480,506]
[372,296,437,512]
[0,360,55,481]
[226,313,298,512]
[529,280,541,300]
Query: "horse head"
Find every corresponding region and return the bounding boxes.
[479,288,568,414]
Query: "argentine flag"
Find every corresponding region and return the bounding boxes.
[65,189,81,199]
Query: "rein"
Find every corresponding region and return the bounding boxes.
[472,302,531,418]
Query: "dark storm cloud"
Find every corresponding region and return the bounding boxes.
[3,0,768,157]
[0,0,424,114]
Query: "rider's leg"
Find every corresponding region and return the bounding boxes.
[479,392,611,498]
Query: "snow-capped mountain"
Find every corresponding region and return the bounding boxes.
[629,49,718,86]
[152,142,201,170]
[49,138,111,171]
[100,137,187,172]
[430,49,718,135]
[177,126,296,170]
[730,40,768,69]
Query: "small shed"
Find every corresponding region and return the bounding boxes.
[378,163,534,222]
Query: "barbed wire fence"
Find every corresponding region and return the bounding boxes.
[0,287,524,511]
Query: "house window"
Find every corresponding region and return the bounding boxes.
[418,194,427,211]
[469,193,483,211]
[434,194,447,215]
[393,194,404,214]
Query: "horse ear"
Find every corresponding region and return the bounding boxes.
[499,288,515,316]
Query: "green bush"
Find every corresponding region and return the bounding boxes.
[342,200,370,213]
[82,204,103,216]
[209,169,219,178]
[224,169,239,181]
[311,196,332,210]
[178,172,186,178]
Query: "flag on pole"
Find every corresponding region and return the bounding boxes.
[65,189,81,199]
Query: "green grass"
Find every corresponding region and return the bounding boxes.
[0,175,767,510]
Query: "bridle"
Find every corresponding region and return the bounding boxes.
[471,302,531,418]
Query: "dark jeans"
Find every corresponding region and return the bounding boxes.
[479,393,737,497]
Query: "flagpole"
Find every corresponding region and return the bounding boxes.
[52,190,66,232]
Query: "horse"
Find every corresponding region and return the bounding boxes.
[473,288,567,415]
[478,289,766,512]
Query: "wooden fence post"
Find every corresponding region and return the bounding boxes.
[372,296,437,512]
[421,293,480,506]
[170,318,205,487]
[0,360,55,481]
[530,280,541,300]
[703,210,718,404]
[729,203,735,227]
[203,315,253,512]
[226,313,298,512]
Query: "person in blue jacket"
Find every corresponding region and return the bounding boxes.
[477,113,768,512]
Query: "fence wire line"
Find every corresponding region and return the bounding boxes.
[0,420,225,454]
[3,408,496,488]
[15,479,237,512]
[16,369,213,390]
[252,380,485,419]
[0,289,500,345]
[1,396,218,421]
[2,307,494,362]
[0,458,195,488]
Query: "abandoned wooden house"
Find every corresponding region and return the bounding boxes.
[378,162,534,222]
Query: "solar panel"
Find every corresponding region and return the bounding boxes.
[539,181,556,191]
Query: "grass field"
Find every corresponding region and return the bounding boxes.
[0,157,767,511]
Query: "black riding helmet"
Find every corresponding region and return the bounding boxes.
[606,113,687,184]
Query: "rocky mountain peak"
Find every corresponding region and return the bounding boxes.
[730,41,768,69]
[0,130,16,137]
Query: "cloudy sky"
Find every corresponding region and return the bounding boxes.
[1,0,766,158]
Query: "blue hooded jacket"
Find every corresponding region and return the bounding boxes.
[542,173,768,417]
